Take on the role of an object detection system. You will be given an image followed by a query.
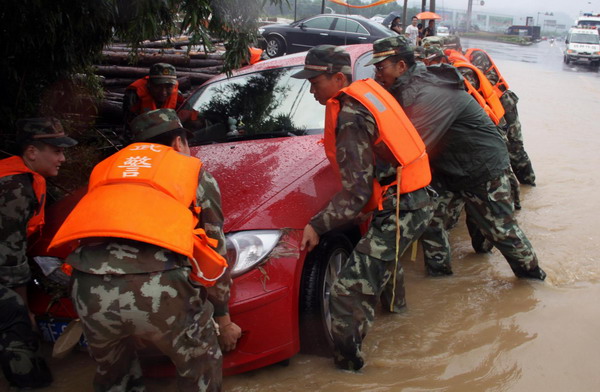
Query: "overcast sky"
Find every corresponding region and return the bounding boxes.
[404,0,599,20]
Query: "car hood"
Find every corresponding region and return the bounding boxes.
[191,134,338,233]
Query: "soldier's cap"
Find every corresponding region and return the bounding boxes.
[148,63,177,85]
[16,117,77,148]
[423,46,446,61]
[291,45,352,79]
[366,36,413,65]
[130,108,192,142]
[413,46,426,60]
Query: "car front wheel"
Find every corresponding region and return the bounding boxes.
[265,35,285,58]
[299,232,354,356]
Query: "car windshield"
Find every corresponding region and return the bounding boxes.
[186,66,325,144]
[570,33,600,44]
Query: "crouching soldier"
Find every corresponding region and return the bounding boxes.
[0,118,77,389]
[49,109,241,392]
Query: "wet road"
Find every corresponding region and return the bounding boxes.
[3,38,600,391]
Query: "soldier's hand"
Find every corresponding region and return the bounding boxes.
[300,224,320,252]
[215,316,242,352]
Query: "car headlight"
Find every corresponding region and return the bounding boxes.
[226,230,282,277]
[258,28,265,35]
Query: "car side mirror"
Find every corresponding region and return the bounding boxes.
[299,22,306,30]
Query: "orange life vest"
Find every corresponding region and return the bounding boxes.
[465,48,510,98]
[0,156,46,237]
[463,79,501,125]
[324,78,431,212]
[444,49,469,63]
[452,61,505,122]
[49,143,227,287]
[126,77,180,115]
[249,47,264,65]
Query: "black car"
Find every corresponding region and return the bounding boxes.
[258,14,397,57]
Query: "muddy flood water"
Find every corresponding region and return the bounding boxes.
[3,39,600,391]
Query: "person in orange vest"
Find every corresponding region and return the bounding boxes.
[371,36,546,281]
[294,45,433,371]
[0,118,77,389]
[123,63,199,141]
[49,109,241,391]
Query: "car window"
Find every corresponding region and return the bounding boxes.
[303,17,335,30]
[187,67,325,144]
[354,51,376,81]
[570,33,600,44]
[333,18,369,34]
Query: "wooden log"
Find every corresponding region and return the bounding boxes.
[101,51,223,68]
[103,46,225,60]
[94,65,213,84]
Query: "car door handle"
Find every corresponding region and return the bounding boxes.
[320,33,329,36]
[358,36,367,40]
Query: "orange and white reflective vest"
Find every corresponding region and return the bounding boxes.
[324,78,431,212]
[126,77,180,114]
[465,48,510,98]
[0,156,46,237]
[452,61,505,122]
[49,143,227,286]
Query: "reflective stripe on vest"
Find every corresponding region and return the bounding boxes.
[324,78,431,212]
[126,77,180,114]
[0,156,46,237]
[49,143,227,286]
[465,48,510,98]
[452,61,505,121]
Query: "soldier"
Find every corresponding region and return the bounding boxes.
[123,63,199,141]
[295,45,433,371]
[469,49,536,185]
[49,109,241,391]
[370,36,546,280]
[0,118,77,389]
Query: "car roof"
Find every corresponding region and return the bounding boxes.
[203,44,373,85]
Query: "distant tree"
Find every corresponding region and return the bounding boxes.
[0,0,285,146]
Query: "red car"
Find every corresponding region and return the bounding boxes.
[29,44,376,376]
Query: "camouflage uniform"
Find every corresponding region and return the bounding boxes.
[67,110,227,392]
[470,51,536,185]
[0,174,53,389]
[371,37,546,281]
[293,46,433,370]
[0,118,76,389]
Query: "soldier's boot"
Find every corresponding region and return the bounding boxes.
[513,162,536,186]
[511,264,547,281]
[424,258,453,276]
[1,346,53,389]
[333,346,364,372]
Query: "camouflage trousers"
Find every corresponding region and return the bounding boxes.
[0,284,52,388]
[501,90,536,186]
[420,171,546,280]
[72,268,222,392]
[329,204,433,370]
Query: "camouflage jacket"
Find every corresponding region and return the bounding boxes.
[310,94,430,236]
[67,167,231,316]
[389,62,509,191]
[0,173,38,287]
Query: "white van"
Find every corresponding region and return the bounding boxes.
[564,27,600,65]
[437,26,450,37]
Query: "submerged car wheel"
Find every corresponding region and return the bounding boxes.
[299,232,353,356]
[265,35,285,58]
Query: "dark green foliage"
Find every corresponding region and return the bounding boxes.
[0,0,285,149]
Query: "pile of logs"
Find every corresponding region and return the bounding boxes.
[95,39,225,125]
